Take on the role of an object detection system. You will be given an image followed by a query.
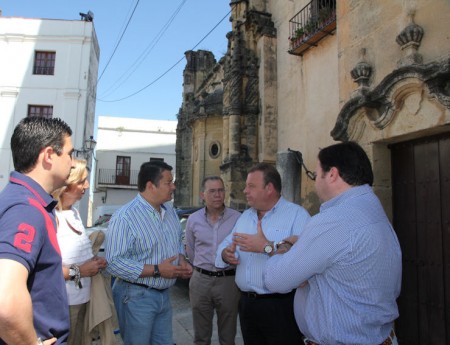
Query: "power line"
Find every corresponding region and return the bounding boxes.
[97,7,232,103]
[97,0,140,83]
[99,0,187,98]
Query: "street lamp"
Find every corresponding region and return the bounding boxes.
[84,135,97,152]
[75,135,97,159]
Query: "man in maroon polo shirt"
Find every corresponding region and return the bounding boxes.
[0,117,75,345]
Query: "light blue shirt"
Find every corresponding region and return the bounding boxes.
[216,196,310,294]
[105,194,184,289]
[264,185,402,345]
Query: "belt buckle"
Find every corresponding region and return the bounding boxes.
[248,292,258,298]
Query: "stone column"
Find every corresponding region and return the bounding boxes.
[222,115,230,161]
[277,150,301,204]
[229,114,240,156]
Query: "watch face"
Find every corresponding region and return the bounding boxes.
[264,244,273,254]
[69,269,76,280]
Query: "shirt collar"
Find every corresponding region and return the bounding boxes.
[320,184,372,211]
[137,193,168,213]
[250,196,285,217]
[9,171,57,211]
[204,205,225,216]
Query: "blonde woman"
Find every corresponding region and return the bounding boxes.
[53,159,107,345]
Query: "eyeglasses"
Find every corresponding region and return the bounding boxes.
[206,188,225,195]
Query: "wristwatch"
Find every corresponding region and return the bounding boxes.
[263,242,274,254]
[69,265,78,281]
[37,338,44,345]
[69,264,82,288]
[153,264,161,278]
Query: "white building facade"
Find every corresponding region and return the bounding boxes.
[93,116,177,222]
[0,15,99,221]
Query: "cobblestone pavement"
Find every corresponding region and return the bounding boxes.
[93,279,244,345]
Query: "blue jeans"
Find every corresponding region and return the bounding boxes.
[112,279,173,345]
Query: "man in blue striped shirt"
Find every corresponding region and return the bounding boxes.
[216,163,310,345]
[105,161,192,345]
[264,142,402,345]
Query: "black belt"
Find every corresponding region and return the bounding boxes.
[122,279,167,291]
[241,290,295,299]
[194,267,236,277]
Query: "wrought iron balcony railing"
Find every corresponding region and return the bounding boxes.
[288,0,336,56]
[97,168,138,187]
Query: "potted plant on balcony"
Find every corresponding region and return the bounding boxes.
[318,6,335,28]
[304,17,318,36]
[290,27,305,48]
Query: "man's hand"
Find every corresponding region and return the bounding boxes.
[178,255,193,279]
[158,256,192,279]
[221,242,240,265]
[272,236,298,256]
[79,256,108,277]
[43,337,57,345]
[0,259,36,344]
[283,235,298,245]
[233,220,268,253]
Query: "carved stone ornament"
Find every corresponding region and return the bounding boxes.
[396,12,424,48]
[396,12,424,66]
[331,59,450,141]
[350,48,373,89]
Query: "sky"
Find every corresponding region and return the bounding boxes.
[2,0,232,121]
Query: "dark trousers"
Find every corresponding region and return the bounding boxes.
[238,290,303,345]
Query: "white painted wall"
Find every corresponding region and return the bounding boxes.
[93,116,177,221]
[0,15,99,222]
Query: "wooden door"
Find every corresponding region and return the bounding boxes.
[115,156,131,185]
[390,133,450,344]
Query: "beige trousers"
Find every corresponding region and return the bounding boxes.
[189,270,240,345]
[68,302,91,345]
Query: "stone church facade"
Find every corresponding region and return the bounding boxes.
[176,1,450,342]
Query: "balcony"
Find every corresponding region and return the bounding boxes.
[97,169,138,188]
[288,0,336,56]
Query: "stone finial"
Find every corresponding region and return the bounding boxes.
[396,11,424,66]
[350,48,372,89]
[396,11,424,48]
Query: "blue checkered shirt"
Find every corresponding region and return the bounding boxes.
[264,185,402,344]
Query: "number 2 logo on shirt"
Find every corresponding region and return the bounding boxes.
[14,223,36,253]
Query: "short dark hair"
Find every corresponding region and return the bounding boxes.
[11,117,72,173]
[248,163,282,194]
[318,141,374,186]
[201,176,223,191]
[138,161,173,192]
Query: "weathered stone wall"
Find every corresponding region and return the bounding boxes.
[265,0,450,215]
[332,0,450,218]
[175,50,220,207]
[175,1,278,210]
[190,116,225,205]
[175,0,450,216]
[268,0,339,212]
